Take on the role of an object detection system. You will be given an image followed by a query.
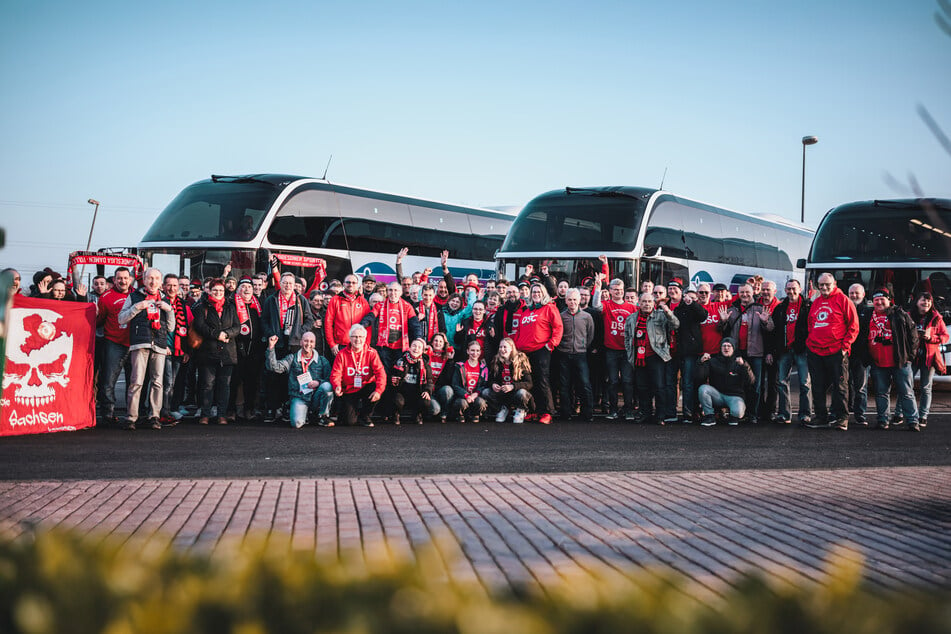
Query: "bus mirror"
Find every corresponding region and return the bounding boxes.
[796,258,806,268]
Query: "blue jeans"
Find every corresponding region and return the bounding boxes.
[98,339,130,416]
[162,356,182,417]
[740,355,764,419]
[634,356,666,420]
[605,348,634,414]
[871,364,918,425]
[289,382,334,428]
[698,385,746,418]
[679,355,699,419]
[915,363,936,419]
[776,350,812,421]
[848,355,868,422]
[557,352,593,418]
[663,358,679,420]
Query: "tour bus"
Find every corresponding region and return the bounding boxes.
[137,174,514,287]
[495,186,814,291]
[801,197,951,322]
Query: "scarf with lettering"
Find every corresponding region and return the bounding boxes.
[633,312,649,367]
[419,302,439,342]
[376,299,413,351]
[235,294,262,335]
[278,292,295,328]
[144,291,162,329]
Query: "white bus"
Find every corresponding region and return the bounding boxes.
[137,174,514,286]
[495,186,813,291]
[801,197,951,320]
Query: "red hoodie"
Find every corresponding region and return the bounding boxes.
[512,302,563,353]
[806,287,859,356]
[97,289,131,346]
[325,292,370,349]
[330,345,387,395]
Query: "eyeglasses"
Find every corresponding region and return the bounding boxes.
[697,290,710,294]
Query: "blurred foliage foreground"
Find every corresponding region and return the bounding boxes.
[0,528,948,634]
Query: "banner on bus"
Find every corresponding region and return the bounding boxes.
[273,253,327,269]
[1,296,96,437]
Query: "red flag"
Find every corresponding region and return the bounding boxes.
[1,296,96,436]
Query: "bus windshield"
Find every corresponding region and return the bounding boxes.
[141,180,281,242]
[501,190,649,252]
[811,201,951,262]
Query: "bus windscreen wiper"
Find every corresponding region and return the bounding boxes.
[211,174,273,185]
[565,187,645,199]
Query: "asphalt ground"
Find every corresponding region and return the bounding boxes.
[1,411,949,480]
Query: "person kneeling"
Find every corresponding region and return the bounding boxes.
[697,338,754,426]
[484,337,533,423]
[266,332,334,428]
[390,338,439,425]
[450,340,488,423]
[330,324,387,427]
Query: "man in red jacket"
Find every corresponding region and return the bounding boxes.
[512,283,564,424]
[805,273,860,430]
[325,275,371,356]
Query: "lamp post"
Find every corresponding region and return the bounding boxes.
[79,198,101,284]
[800,136,818,224]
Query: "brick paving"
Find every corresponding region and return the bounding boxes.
[1,467,949,595]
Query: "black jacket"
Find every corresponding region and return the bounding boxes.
[672,300,707,357]
[696,354,754,397]
[765,296,812,355]
[193,299,241,366]
[861,306,919,367]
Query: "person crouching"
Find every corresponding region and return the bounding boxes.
[450,340,489,423]
[484,337,533,423]
[697,338,754,426]
[390,338,438,425]
[266,332,334,428]
[330,324,387,427]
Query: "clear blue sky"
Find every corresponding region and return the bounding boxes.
[2,0,949,280]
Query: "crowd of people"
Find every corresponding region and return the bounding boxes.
[2,250,947,431]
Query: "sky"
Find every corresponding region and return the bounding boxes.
[1,0,949,282]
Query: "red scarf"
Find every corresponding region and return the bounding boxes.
[419,302,439,342]
[376,299,412,351]
[633,312,650,367]
[208,294,225,317]
[278,292,294,328]
[235,294,262,335]
[144,291,162,330]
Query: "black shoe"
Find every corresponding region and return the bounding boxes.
[263,410,278,423]
[919,417,928,429]
[471,416,480,425]
[359,418,374,428]
[804,419,829,429]
[149,417,162,430]
[415,413,424,425]
[833,418,848,431]
[909,421,921,432]
[123,420,136,431]
[317,416,334,427]
[700,415,717,427]
[727,417,740,426]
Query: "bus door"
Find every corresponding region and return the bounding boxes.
[639,258,688,288]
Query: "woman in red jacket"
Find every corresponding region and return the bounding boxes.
[330,324,387,427]
[511,284,563,424]
[910,291,950,428]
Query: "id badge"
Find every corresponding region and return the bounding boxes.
[354,375,363,388]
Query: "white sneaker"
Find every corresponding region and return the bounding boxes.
[512,409,526,424]
[495,407,509,423]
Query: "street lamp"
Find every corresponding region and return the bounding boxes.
[79,198,101,284]
[800,136,818,224]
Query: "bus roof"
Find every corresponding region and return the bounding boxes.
[198,174,516,221]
